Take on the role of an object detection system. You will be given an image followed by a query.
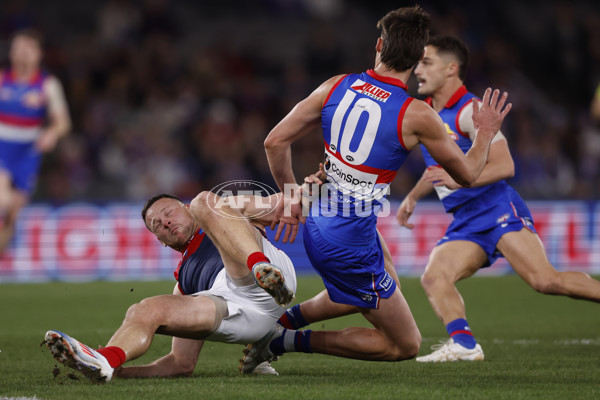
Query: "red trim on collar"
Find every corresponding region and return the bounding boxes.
[7,68,43,84]
[445,85,468,108]
[366,69,407,90]
[424,97,433,106]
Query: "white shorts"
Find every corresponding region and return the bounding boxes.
[195,237,297,344]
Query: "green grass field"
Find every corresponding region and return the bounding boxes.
[1,275,598,400]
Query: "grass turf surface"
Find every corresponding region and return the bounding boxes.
[0,275,598,400]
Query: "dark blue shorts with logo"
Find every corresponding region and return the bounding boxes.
[439,184,537,268]
[303,217,396,309]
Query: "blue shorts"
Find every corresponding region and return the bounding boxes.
[0,139,41,193]
[303,217,396,309]
[438,184,536,268]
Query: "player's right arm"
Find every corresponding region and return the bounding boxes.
[403,88,511,187]
[115,285,204,378]
[263,75,345,242]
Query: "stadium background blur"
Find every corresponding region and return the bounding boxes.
[1,0,599,281]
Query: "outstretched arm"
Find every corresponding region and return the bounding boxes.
[421,138,514,189]
[404,88,511,187]
[116,336,203,378]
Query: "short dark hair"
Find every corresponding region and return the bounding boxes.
[141,193,183,226]
[427,35,470,81]
[376,6,431,72]
[11,28,44,47]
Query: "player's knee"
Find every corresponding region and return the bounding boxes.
[190,191,219,221]
[420,268,445,293]
[387,339,420,361]
[529,273,562,294]
[125,298,160,324]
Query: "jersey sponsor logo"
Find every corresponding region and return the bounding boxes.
[379,272,393,291]
[497,213,510,223]
[325,154,377,196]
[444,123,458,141]
[23,90,45,108]
[350,79,391,103]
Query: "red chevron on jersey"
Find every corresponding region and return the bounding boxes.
[350,79,391,102]
[324,141,397,184]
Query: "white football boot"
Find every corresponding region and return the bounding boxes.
[44,330,114,382]
[239,325,284,374]
[252,262,294,307]
[416,338,484,362]
[252,361,279,376]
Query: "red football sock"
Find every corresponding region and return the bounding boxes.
[96,346,127,368]
[246,252,270,271]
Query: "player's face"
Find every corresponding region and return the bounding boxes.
[145,198,196,250]
[9,35,42,67]
[414,46,448,96]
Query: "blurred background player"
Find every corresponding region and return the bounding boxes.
[45,190,296,382]
[240,6,511,372]
[396,36,600,362]
[0,28,70,255]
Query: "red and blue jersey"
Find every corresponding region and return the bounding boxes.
[420,86,506,212]
[310,69,413,246]
[174,229,224,295]
[0,68,48,142]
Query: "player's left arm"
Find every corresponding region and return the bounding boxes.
[423,101,514,189]
[36,76,71,153]
[115,284,204,378]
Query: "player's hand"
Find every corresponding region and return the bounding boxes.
[472,88,511,141]
[396,194,417,230]
[300,163,327,209]
[422,166,461,189]
[270,185,303,243]
[35,131,60,152]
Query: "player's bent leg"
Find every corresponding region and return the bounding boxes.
[106,294,218,359]
[498,229,600,302]
[191,191,295,307]
[299,288,420,361]
[417,241,487,362]
[420,241,487,324]
[279,289,357,329]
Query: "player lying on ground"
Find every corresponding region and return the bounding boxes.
[44,189,298,382]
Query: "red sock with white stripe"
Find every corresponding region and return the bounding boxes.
[96,346,127,368]
[446,318,477,349]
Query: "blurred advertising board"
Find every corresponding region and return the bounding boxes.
[0,201,598,282]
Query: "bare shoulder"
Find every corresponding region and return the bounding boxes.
[401,99,444,149]
[314,74,348,104]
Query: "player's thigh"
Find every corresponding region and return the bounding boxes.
[425,240,488,282]
[496,228,555,283]
[140,294,217,338]
[361,288,420,347]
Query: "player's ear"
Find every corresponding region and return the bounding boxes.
[447,62,459,78]
[375,37,383,53]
